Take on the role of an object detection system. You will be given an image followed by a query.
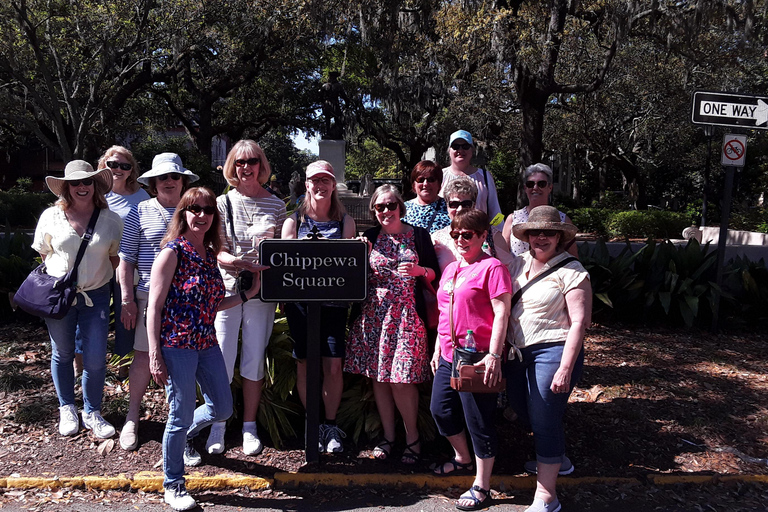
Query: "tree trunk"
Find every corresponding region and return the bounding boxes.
[515,71,548,207]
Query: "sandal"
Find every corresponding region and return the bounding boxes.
[401,437,421,465]
[456,485,491,511]
[431,457,475,476]
[372,438,394,460]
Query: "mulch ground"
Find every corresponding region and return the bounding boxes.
[1,321,767,508]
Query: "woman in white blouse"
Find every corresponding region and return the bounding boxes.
[209,139,287,457]
[506,206,591,512]
[32,161,123,440]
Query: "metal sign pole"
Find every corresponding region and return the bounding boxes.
[711,165,735,332]
[305,302,321,463]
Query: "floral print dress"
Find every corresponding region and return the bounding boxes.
[344,229,429,383]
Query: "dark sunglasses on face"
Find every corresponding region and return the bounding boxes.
[525,180,549,189]
[450,230,477,241]
[68,178,94,187]
[157,173,181,181]
[186,204,216,215]
[448,199,474,209]
[528,229,559,238]
[451,143,472,151]
[373,202,398,213]
[415,176,437,184]
[235,158,260,167]
[105,161,132,171]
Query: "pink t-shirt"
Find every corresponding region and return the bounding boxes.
[437,255,512,361]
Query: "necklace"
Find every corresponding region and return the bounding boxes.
[238,190,254,227]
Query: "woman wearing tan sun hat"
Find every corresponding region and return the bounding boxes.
[33,160,123,440]
[505,205,590,512]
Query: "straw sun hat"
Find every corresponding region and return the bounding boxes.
[512,205,578,243]
[45,160,113,197]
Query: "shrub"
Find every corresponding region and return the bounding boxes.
[569,208,612,236]
[0,190,55,228]
[607,210,690,239]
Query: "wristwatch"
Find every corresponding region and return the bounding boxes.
[489,352,501,360]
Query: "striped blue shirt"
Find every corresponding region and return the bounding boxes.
[118,198,175,292]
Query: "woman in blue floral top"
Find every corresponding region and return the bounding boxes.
[403,160,450,234]
[146,187,264,512]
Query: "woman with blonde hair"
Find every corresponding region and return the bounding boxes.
[208,139,286,456]
[281,160,356,453]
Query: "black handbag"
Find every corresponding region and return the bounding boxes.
[14,209,100,319]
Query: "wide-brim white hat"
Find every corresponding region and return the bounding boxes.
[512,205,578,243]
[137,152,199,186]
[45,160,113,197]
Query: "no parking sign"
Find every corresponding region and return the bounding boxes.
[721,134,747,167]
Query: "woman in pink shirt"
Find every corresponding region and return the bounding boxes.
[430,209,512,511]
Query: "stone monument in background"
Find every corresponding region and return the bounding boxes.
[319,72,349,191]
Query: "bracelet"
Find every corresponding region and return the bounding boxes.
[489,352,501,360]
[240,291,249,303]
[422,266,428,278]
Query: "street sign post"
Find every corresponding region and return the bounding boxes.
[692,91,768,130]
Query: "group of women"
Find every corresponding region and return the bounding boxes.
[30,129,590,512]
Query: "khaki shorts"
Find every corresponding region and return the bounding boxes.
[133,289,150,352]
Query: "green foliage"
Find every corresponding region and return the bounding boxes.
[607,211,690,240]
[569,208,612,237]
[730,207,768,233]
[0,191,54,228]
[0,227,38,322]
[345,138,400,180]
[578,240,646,318]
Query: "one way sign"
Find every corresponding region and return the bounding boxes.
[692,91,768,130]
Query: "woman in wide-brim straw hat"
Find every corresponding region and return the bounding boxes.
[33,160,124,440]
[506,205,590,512]
[116,152,199,451]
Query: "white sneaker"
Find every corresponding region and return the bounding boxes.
[524,456,574,476]
[119,420,138,451]
[524,498,562,512]
[164,482,196,511]
[59,404,79,436]
[242,428,263,456]
[183,439,202,467]
[206,421,226,455]
[81,410,115,439]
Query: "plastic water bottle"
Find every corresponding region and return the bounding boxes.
[464,330,476,352]
[398,243,416,281]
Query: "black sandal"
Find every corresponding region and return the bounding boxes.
[456,485,490,511]
[431,457,475,476]
[401,437,421,465]
[372,438,394,460]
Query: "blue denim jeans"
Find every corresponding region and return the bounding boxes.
[74,276,135,357]
[430,357,498,459]
[162,345,233,487]
[45,283,111,414]
[505,342,584,465]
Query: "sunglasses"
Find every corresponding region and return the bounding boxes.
[373,202,399,213]
[186,204,217,215]
[451,143,472,151]
[105,161,132,171]
[525,180,549,189]
[308,177,333,185]
[68,178,94,187]
[448,199,474,209]
[157,173,181,181]
[528,229,559,238]
[415,176,437,184]
[235,158,260,167]
[450,231,478,241]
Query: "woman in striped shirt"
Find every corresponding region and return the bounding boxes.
[117,153,199,451]
[208,139,286,457]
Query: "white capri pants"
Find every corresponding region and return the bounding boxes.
[214,296,276,382]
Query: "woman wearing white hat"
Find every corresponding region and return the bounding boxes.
[207,139,286,457]
[440,130,503,227]
[32,161,123,439]
[116,153,199,450]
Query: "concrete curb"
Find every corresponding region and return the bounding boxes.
[2,472,767,492]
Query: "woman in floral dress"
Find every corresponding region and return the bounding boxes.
[345,185,439,464]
